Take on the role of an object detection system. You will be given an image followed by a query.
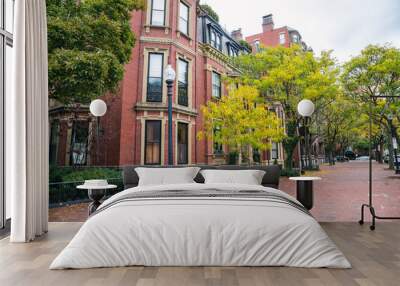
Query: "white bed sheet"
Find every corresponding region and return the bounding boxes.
[50,183,351,269]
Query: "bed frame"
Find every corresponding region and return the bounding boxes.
[122,165,281,190]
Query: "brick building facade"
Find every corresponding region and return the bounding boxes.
[245,14,310,52]
[49,2,286,167]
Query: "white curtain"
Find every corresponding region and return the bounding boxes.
[8,0,49,242]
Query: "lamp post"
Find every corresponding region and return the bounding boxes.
[297,99,315,170]
[89,99,107,165]
[164,65,176,165]
[387,114,400,174]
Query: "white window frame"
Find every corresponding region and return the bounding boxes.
[279,33,286,45]
[178,1,189,35]
[150,0,166,26]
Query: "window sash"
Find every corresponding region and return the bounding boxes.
[147,53,164,102]
[212,72,221,99]
[151,0,166,26]
[178,59,188,106]
[213,126,223,154]
[279,33,285,44]
[145,121,162,165]
[177,122,188,164]
[179,2,189,35]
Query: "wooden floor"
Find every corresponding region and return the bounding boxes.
[0,222,399,286]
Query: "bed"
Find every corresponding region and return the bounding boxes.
[50,166,350,269]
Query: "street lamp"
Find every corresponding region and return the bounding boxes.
[164,65,176,165]
[297,99,315,170]
[387,114,400,174]
[90,99,107,165]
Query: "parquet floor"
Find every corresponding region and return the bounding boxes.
[1,222,400,286]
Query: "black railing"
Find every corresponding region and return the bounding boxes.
[49,178,124,208]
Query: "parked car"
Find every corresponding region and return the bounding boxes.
[336,156,349,162]
[344,151,356,160]
[355,156,370,161]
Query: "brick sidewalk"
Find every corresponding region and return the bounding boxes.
[49,161,400,222]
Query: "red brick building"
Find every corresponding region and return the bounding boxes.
[245,14,310,52]
[49,3,287,167]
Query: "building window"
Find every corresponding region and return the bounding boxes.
[1,0,14,228]
[177,122,188,164]
[210,30,216,47]
[213,126,223,154]
[216,34,221,50]
[212,72,221,99]
[271,142,279,160]
[151,0,166,26]
[49,121,60,165]
[228,45,238,57]
[279,33,286,45]
[145,120,162,165]
[179,1,189,35]
[254,40,260,52]
[178,59,189,106]
[70,121,89,166]
[292,34,299,43]
[147,53,164,102]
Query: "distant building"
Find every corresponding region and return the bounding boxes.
[245,14,310,53]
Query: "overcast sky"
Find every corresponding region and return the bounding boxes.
[200,0,400,63]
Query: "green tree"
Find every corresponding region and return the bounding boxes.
[198,86,284,164]
[232,45,340,170]
[342,44,400,167]
[47,0,145,104]
[239,40,252,52]
[199,4,219,22]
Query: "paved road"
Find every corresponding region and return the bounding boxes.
[49,161,400,222]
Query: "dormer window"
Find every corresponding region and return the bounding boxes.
[209,28,222,50]
[293,34,299,43]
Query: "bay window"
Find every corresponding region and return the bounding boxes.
[177,122,188,164]
[178,59,188,106]
[147,53,164,102]
[145,120,162,165]
[212,72,221,99]
[151,0,166,26]
[179,2,189,35]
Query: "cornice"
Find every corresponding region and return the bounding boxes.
[140,36,196,56]
[135,102,198,117]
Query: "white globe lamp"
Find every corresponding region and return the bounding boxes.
[90,99,107,117]
[297,99,315,117]
[164,64,176,82]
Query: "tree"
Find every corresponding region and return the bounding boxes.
[198,86,284,164]
[232,45,340,170]
[239,40,252,52]
[342,44,400,167]
[199,4,219,22]
[47,0,145,104]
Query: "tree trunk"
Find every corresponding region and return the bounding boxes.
[248,145,253,166]
[237,145,243,165]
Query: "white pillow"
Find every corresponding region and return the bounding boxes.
[200,169,265,185]
[135,167,201,186]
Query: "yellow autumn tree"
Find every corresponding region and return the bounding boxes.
[198,85,284,164]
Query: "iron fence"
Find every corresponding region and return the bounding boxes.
[49,178,124,208]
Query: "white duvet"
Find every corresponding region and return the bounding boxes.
[50,183,351,269]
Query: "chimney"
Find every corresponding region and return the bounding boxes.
[262,14,274,32]
[231,28,243,41]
